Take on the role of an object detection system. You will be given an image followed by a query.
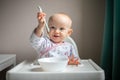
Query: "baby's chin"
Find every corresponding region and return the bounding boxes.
[50,39,64,44]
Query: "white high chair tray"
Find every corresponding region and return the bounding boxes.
[6,59,105,80]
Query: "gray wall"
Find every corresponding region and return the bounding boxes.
[0,0,105,65]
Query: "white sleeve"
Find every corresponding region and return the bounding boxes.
[71,45,81,63]
[71,45,79,58]
[29,32,45,53]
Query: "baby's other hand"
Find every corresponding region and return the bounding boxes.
[68,54,80,66]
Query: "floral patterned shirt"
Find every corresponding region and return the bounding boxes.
[30,33,79,58]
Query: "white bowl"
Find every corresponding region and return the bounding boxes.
[38,57,68,72]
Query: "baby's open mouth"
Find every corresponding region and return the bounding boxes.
[54,35,59,37]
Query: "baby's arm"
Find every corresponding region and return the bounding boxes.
[68,45,80,65]
[30,12,46,52]
[34,12,46,37]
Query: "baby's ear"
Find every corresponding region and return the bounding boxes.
[68,29,73,36]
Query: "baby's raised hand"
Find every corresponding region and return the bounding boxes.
[68,54,80,66]
[37,12,46,25]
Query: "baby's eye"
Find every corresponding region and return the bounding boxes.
[60,28,65,30]
[50,26,55,29]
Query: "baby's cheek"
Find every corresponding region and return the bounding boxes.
[48,33,52,37]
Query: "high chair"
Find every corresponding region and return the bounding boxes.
[6,6,105,80]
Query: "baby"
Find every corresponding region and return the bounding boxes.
[30,12,80,65]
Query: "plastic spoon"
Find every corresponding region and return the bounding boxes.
[37,6,50,32]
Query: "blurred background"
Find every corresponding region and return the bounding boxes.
[0,0,105,65]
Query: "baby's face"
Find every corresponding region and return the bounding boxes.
[48,14,72,43]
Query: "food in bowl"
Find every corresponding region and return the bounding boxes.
[38,57,68,72]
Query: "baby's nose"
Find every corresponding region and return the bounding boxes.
[55,29,60,33]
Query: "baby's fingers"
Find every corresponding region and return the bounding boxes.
[37,12,46,20]
[75,59,80,66]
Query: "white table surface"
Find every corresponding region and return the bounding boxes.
[6,59,105,80]
[0,54,16,71]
